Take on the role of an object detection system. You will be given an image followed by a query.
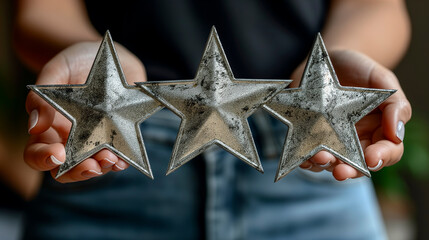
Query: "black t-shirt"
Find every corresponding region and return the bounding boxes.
[85,0,329,80]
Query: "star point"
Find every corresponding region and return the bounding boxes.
[28,32,163,179]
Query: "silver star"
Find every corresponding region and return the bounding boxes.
[264,34,396,181]
[28,31,163,179]
[138,27,291,175]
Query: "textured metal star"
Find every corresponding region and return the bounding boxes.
[264,34,396,182]
[28,31,163,179]
[138,27,291,175]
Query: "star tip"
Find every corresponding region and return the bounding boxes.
[165,167,176,176]
[274,168,290,182]
[143,167,155,179]
[104,30,112,38]
[315,32,324,43]
[378,89,396,101]
[307,34,327,62]
[389,89,398,95]
[274,175,283,183]
[26,85,35,90]
[102,30,114,46]
[55,170,66,179]
[309,33,324,50]
[209,26,220,40]
[364,170,371,178]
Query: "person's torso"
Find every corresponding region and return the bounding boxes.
[85,0,329,80]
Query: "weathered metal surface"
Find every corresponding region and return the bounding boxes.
[28,31,163,179]
[138,27,291,175]
[264,34,396,181]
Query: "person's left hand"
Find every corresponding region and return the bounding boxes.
[290,49,412,181]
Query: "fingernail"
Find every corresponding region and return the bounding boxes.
[82,170,103,178]
[396,121,405,142]
[368,159,383,171]
[28,109,39,133]
[344,178,350,181]
[113,163,125,171]
[100,158,115,169]
[49,155,63,166]
[301,163,312,170]
[320,162,331,168]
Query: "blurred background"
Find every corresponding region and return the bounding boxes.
[0,1,43,240]
[1,1,428,240]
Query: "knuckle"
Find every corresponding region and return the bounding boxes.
[383,69,398,82]
[402,101,412,122]
[395,99,412,122]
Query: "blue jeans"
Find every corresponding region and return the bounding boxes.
[23,109,387,240]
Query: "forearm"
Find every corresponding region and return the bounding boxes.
[13,0,101,72]
[322,0,411,69]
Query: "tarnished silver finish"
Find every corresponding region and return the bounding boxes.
[138,27,291,175]
[28,31,163,179]
[264,34,396,182]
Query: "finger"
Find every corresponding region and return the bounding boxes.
[53,158,103,183]
[360,139,372,151]
[300,161,314,171]
[332,163,364,181]
[88,148,129,172]
[26,92,56,134]
[302,161,324,172]
[27,125,64,145]
[50,113,72,142]
[112,159,130,172]
[310,151,336,169]
[24,142,65,171]
[367,65,412,144]
[355,113,382,140]
[364,139,404,171]
[381,99,411,144]
[92,149,119,169]
[299,151,338,172]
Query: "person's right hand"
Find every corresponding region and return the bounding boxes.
[25,41,147,183]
